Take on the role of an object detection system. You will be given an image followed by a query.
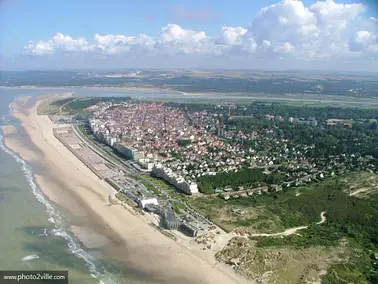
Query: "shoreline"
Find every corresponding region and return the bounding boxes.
[2,94,251,284]
[0,85,178,94]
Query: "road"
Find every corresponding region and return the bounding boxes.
[72,122,219,231]
[72,123,136,175]
[58,97,78,115]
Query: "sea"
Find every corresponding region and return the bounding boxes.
[0,87,190,284]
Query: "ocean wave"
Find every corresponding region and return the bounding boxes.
[22,254,40,262]
[0,97,119,284]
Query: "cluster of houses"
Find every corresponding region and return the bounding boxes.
[219,186,270,200]
[86,100,377,198]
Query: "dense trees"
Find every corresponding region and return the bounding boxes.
[243,102,378,121]
[177,139,192,147]
[198,168,283,194]
[64,96,130,114]
[224,102,378,159]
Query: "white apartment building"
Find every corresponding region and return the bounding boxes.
[152,164,198,195]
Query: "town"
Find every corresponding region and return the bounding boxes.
[48,96,378,283]
[87,100,378,198]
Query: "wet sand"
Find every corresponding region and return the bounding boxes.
[3,95,251,284]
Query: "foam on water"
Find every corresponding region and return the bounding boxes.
[0,97,118,284]
[22,254,40,262]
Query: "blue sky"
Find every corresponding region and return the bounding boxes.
[0,0,377,71]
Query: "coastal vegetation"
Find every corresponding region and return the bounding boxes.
[62,97,130,115]
[37,96,131,116]
[198,168,283,194]
[236,101,378,120]
[216,237,350,284]
[37,97,75,115]
[193,174,378,283]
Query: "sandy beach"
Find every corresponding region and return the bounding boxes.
[3,94,251,284]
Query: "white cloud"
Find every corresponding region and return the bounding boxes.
[94,33,154,54]
[219,27,247,46]
[25,41,54,55]
[262,40,272,47]
[25,32,92,55]
[160,24,207,43]
[310,0,365,23]
[244,0,367,58]
[23,0,377,68]
[156,24,210,54]
[350,30,378,53]
[274,41,295,53]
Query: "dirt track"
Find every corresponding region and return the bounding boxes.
[249,211,326,237]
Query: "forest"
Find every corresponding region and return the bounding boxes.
[226,112,378,160]
[241,102,378,121]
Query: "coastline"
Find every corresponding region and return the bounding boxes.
[0,85,177,94]
[2,95,251,284]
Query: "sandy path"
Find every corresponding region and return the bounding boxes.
[5,95,251,284]
[250,212,326,237]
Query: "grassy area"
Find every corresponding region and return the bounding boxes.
[187,196,284,233]
[141,173,188,201]
[115,192,127,202]
[172,201,185,215]
[192,174,378,231]
[216,237,350,284]
[62,96,130,115]
[39,96,132,116]
[37,97,75,115]
[141,180,160,195]
[115,192,137,207]
[188,172,378,283]
[344,171,378,198]
[77,124,90,139]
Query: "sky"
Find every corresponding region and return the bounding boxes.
[0,0,377,71]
